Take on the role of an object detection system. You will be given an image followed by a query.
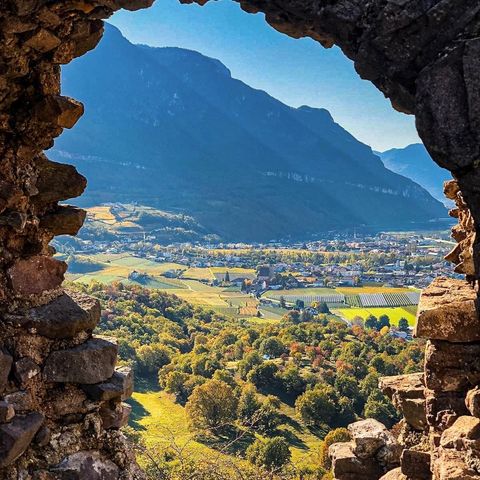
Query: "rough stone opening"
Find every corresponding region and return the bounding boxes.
[0,0,480,478]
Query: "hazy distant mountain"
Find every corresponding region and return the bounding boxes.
[51,24,447,242]
[378,144,451,205]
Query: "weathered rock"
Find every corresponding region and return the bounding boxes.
[81,366,133,401]
[34,425,51,447]
[348,419,399,461]
[379,468,407,480]
[6,291,100,339]
[400,449,431,479]
[433,449,479,480]
[33,155,87,206]
[14,357,40,384]
[100,402,131,429]
[329,442,384,480]
[39,205,86,236]
[3,391,33,412]
[34,95,84,129]
[440,416,480,450]
[0,349,13,393]
[415,278,480,343]
[466,386,480,418]
[380,373,426,431]
[0,401,15,423]
[7,256,67,296]
[425,340,480,392]
[43,337,117,384]
[24,29,61,52]
[52,451,120,480]
[0,413,44,467]
[425,389,469,429]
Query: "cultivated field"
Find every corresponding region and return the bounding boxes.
[333,306,417,326]
[65,253,268,321]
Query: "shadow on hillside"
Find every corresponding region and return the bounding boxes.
[198,425,256,457]
[260,385,298,408]
[277,412,302,431]
[134,376,159,393]
[127,397,149,431]
[277,428,307,450]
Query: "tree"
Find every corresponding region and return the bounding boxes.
[237,384,261,425]
[364,315,378,330]
[185,379,238,431]
[136,344,171,376]
[282,310,301,324]
[398,317,409,332]
[247,362,278,388]
[295,299,305,310]
[378,314,391,330]
[260,337,285,358]
[278,365,306,394]
[224,271,230,283]
[238,352,263,379]
[279,296,286,308]
[246,437,291,472]
[364,390,399,428]
[295,385,337,427]
[318,428,350,469]
[317,302,330,314]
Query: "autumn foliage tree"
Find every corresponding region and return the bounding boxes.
[185,379,238,431]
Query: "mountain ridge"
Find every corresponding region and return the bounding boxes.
[51,24,447,242]
[378,144,451,205]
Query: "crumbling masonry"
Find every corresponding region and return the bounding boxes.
[1,0,480,479]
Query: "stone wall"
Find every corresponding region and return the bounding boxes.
[1,0,480,478]
[0,0,153,477]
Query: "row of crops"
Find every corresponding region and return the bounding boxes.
[267,291,421,308]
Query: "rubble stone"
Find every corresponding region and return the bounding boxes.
[0,349,13,393]
[415,278,480,342]
[43,338,117,384]
[0,402,15,423]
[39,205,86,236]
[7,256,67,296]
[440,416,480,450]
[0,413,44,467]
[425,340,480,392]
[379,468,407,480]
[329,442,384,480]
[400,449,431,479]
[380,373,426,431]
[466,386,480,418]
[52,451,120,480]
[6,291,100,339]
[348,419,399,461]
[100,402,131,429]
[81,366,133,401]
[433,449,479,480]
[14,357,40,384]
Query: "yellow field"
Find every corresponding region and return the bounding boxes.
[87,206,116,224]
[333,306,417,326]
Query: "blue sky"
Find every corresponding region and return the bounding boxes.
[110,0,420,151]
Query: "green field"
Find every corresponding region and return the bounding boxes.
[333,306,417,326]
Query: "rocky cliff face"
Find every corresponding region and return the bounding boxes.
[0,0,480,479]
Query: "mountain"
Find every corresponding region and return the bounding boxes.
[378,144,451,205]
[50,24,447,242]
